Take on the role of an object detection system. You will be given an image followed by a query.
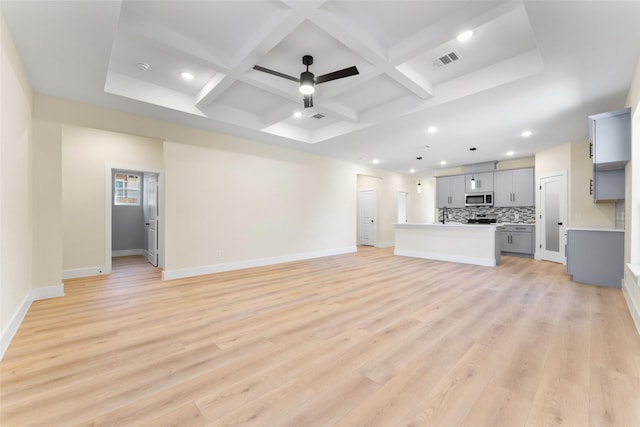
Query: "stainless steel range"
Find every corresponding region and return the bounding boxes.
[467,214,497,224]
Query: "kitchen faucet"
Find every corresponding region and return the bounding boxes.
[442,206,447,224]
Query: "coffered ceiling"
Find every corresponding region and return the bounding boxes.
[2,0,639,176]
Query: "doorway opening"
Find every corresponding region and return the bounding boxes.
[105,164,164,275]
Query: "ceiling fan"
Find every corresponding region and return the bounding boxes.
[253,55,359,108]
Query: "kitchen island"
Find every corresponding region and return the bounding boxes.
[394,223,501,267]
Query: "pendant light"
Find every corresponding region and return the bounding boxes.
[469,147,477,189]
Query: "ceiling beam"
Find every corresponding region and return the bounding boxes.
[306,8,433,99]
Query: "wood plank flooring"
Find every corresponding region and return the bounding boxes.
[1,247,639,426]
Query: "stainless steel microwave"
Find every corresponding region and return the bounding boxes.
[465,192,493,206]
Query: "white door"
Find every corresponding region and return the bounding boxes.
[358,189,376,246]
[398,191,408,223]
[539,172,567,264]
[146,175,159,266]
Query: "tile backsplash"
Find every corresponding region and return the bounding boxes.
[615,200,625,229]
[438,206,536,224]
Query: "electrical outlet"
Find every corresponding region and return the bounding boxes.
[215,249,223,258]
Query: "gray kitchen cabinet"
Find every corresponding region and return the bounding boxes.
[589,108,631,170]
[464,172,494,193]
[566,229,624,288]
[589,108,630,201]
[592,169,625,201]
[436,175,465,208]
[494,168,534,207]
[500,225,534,255]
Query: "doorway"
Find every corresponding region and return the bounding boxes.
[539,171,567,264]
[358,189,376,246]
[144,173,159,266]
[398,191,408,223]
[105,164,163,275]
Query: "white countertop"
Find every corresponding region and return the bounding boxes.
[566,227,624,233]
[394,222,500,230]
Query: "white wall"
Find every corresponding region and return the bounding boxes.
[1,12,33,355]
[622,57,640,335]
[32,95,428,282]
[625,56,640,265]
[32,119,62,290]
[535,141,616,229]
[163,139,357,276]
[356,171,432,246]
[569,140,616,227]
[61,125,163,273]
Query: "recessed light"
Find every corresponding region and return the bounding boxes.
[409,169,416,173]
[427,126,437,134]
[181,71,195,80]
[440,160,447,165]
[372,159,380,164]
[506,151,515,156]
[293,111,302,118]
[521,130,532,137]
[457,30,474,42]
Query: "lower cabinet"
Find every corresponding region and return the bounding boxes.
[500,225,534,256]
[566,229,624,288]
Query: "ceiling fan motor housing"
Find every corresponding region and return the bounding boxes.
[302,55,314,66]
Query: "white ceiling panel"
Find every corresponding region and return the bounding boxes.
[332,74,414,113]
[109,30,219,96]
[215,81,289,116]
[2,0,639,176]
[409,4,538,85]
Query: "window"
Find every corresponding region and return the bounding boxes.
[114,173,140,206]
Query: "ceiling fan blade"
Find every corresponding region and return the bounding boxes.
[253,65,299,83]
[303,94,313,108]
[315,66,359,84]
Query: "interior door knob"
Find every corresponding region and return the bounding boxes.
[557,222,563,226]
[371,220,374,223]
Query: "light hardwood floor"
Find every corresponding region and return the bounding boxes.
[1,247,639,426]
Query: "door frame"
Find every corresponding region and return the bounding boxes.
[105,163,164,274]
[536,170,567,264]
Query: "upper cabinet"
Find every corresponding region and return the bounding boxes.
[589,108,630,170]
[494,168,534,207]
[589,108,630,201]
[436,175,466,208]
[464,172,494,193]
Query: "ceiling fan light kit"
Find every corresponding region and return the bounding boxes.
[254,54,359,108]
[299,71,315,95]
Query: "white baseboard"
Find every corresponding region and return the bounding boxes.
[163,246,357,281]
[375,241,395,248]
[62,266,106,279]
[0,283,65,361]
[0,292,32,361]
[32,283,65,300]
[394,248,497,267]
[112,249,145,257]
[622,263,640,337]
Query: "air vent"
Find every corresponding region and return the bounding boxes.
[312,113,325,119]
[432,50,460,67]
